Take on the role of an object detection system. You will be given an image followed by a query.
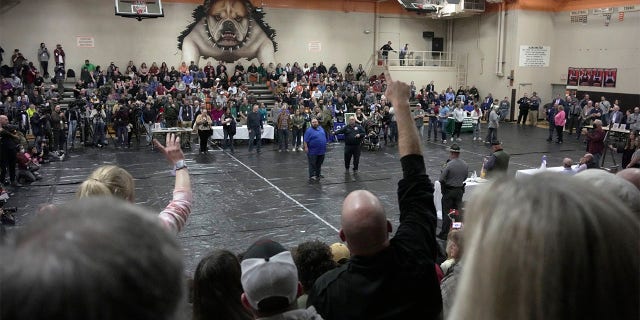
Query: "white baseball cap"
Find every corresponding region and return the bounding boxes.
[240,240,298,311]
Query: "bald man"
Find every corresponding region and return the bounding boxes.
[307,72,442,319]
[617,168,640,191]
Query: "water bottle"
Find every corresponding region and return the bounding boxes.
[540,155,547,169]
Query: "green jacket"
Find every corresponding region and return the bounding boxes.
[486,149,510,178]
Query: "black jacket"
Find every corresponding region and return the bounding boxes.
[246,111,262,129]
[334,124,365,146]
[308,155,442,320]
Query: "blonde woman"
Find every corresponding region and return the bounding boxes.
[440,229,464,319]
[449,173,638,320]
[195,111,212,154]
[77,134,192,235]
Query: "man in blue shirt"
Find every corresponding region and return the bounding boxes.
[439,104,451,143]
[304,118,327,181]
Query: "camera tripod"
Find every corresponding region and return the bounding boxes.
[600,126,629,169]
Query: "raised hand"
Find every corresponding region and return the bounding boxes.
[153,133,185,166]
[383,67,410,110]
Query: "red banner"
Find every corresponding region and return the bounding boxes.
[603,68,617,88]
[567,67,616,88]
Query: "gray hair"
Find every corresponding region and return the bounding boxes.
[450,173,639,320]
[0,198,184,320]
[573,169,640,212]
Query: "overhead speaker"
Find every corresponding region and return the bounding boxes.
[432,37,444,52]
[423,31,434,38]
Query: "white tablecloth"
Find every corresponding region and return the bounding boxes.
[151,127,194,148]
[433,178,487,219]
[211,125,275,140]
[151,127,193,134]
[515,166,567,179]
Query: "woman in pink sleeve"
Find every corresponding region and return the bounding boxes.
[77,134,192,235]
[554,105,566,144]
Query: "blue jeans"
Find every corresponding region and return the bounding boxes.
[67,120,78,145]
[486,127,497,142]
[389,121,398,142]
[116,125,128,147]
[472,122,480,140]
[248,127,261,151]
[292,127,302,148]
[144,122,154,143]
[93,122,106,146]
[440,120,448,141]
[278,129,289,150]
[592,152,602,168]
[499,109,508,121]
[307,154,325,178]
[223,130,234,152]
[428,118,438,139]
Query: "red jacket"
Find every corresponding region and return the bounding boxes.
[587,128,605,154]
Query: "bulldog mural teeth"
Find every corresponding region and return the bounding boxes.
[178,0,277,64]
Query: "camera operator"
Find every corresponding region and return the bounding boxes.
[517,93,530,126]
[194,110,212,154]
[113,103,129,149]
[66,100,82,148]
[128,101,143,147]
[0,115,21,187]
[50,104,66,153]
[39,104,54,152]
[90,104,107,148]
[29,105,45,151]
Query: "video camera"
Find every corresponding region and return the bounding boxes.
[0,193,17,226]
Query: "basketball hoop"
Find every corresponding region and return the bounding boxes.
[115,0,163,21]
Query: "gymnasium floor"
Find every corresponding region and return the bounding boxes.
[4,122,603,274]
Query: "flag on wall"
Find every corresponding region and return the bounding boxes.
[619,12,625,21]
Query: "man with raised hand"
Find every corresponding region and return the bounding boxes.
[307,69,442,320]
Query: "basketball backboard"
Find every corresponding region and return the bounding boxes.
[115,0,164,20]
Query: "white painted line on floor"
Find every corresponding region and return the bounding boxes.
[224,151,340,233]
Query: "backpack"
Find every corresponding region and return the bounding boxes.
[66,69,76,78]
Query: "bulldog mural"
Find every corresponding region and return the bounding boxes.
[178,0,277,64]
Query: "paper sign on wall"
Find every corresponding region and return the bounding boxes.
[76,36,95,48]
[518,45,550,67]
[308,41,321,52]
